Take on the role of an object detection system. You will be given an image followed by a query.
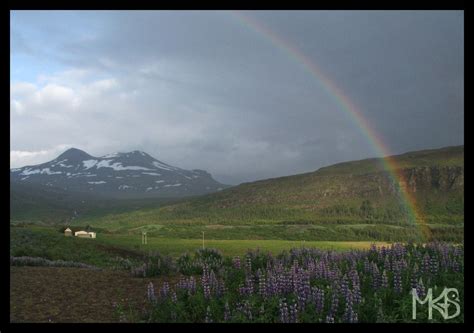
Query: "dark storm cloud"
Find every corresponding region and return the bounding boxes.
[10,11,463,184]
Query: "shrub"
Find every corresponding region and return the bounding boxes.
[131,251,176,277]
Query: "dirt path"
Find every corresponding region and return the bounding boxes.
[10,266,175,323]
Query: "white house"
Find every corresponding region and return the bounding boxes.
[74,231,96,238]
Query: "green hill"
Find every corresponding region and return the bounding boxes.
[76,145,463,242]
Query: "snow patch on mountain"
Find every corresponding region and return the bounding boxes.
[20,168,62,176]
[152,161,177,171]
[97,159,152,171]
[83,160,98,169]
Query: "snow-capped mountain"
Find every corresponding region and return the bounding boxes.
[10,148,229,198]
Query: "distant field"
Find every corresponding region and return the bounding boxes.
[10,225,392,263]
[96,233,393,257]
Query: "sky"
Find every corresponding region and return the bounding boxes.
[10,10,464,185]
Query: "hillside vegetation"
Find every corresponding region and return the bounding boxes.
[75,146,463,242]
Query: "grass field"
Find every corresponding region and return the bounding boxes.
[97,234,393,257]
[10,225,392,262]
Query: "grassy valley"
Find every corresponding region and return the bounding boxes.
[60,145,464,243]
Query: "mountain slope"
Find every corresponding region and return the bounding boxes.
[83,145,463,241]
[11,148,229,198]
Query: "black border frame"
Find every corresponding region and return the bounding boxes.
[3,1,469,332]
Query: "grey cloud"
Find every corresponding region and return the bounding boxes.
[10,11,463,185]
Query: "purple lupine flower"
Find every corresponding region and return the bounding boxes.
[265,272,276,297]
[171,291,178,303]
[313,287,325,314]
[258,271,267,298]
[279,299,289,323]
[239,284,248,297]
[160,281,170,298]
[245,274,254,294]
[298,271,311,311]
[440,246,450,272]
[218,279,227,297]
[147,282,157,303]
[177,276,187,290]
[399,258,408,271]
[363,257,370,273]
[393,265,402,294]
[203,283,211,299]
[205,306,213,323]
[340,274,350,299]
[452,259,461,273]
[328,291,339,319]
[201,265,212,299]
[370,243,378,255]
[410,273,418,291]
[422,253,431,274]
[350,270,362,304]
[371,263,380,289]
[188,276,196,295]
[224,301,231,322]
[393,243,405,260]
[343,291,358,323]
[325,315,335,323]
[381,270,388,288]
[430,256,439,275]
[415,277,426,299]
[289,302,298,323]
[384,256,391,271]
[238,300,253,321]
[209,269,219,292]
[246,256,252,272]
[233,256,241,269]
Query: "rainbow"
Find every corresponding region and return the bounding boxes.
[231,11,431,239]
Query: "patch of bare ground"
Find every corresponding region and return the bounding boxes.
[10,266,177,323]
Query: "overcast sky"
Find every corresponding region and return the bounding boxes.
[10,10,464,185]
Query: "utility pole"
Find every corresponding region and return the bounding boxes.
[202,231,205,249]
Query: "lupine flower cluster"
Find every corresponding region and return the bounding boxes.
[10,256,101,270]
[131,252,175,277]
[141,243,463,323]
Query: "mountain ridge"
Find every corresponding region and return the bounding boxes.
[11,148,229,198]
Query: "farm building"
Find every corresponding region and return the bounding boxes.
[64,228,72,237]
[74,231,96,239]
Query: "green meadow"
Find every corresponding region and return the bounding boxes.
[10,225,395,265]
